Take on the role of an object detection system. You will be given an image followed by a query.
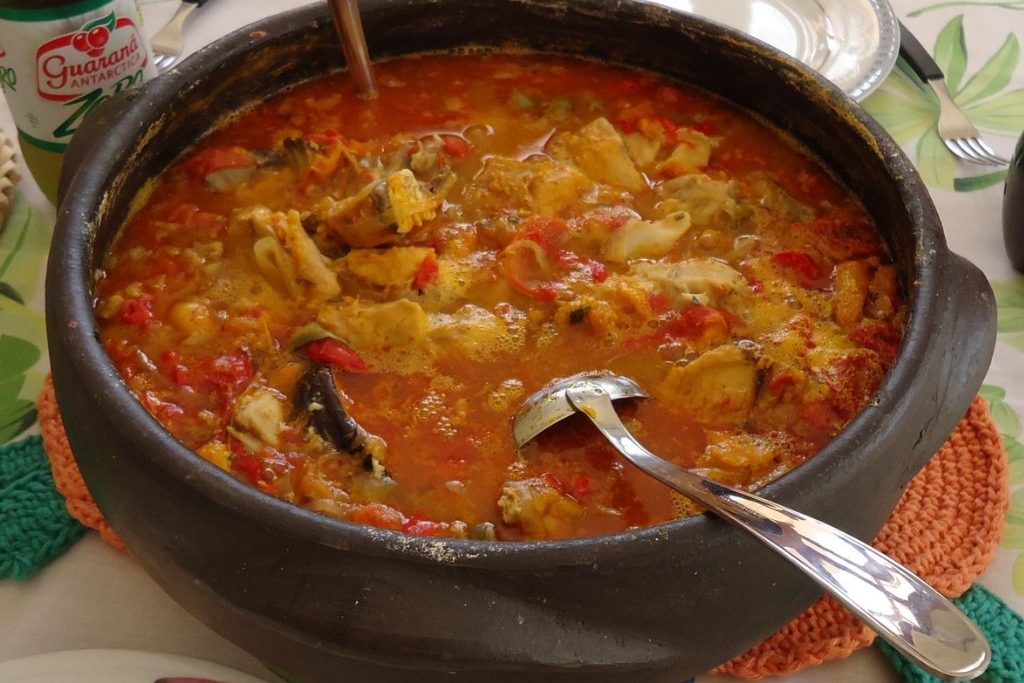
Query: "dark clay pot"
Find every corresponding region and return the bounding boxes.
[46,2,996,682]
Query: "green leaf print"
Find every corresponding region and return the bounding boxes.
[980,385,1024,482]
[954,168,1012,190]
[863,15,1024,192]
[862,79,934,145]
[0,335,39,442]
[1012,489,1024,595]
[910,3,1024,18]
[958,33,1019,102]
[0,191,51,441]
[935,16,970,90]
[0,191,52,306]
[0,280,25,305]
[991,279,1024,352]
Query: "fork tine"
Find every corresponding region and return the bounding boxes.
[148,0,200,73]
[944,137,1008,167]
[943,138,977,164]
[152,52,178,72]
[965,137,1012,166]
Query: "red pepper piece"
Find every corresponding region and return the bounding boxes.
[304,338,370,373]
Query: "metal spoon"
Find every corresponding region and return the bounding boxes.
[326,0,378,98]
[513,371,991,682]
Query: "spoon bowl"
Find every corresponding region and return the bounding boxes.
[514,372,991,682]
[513,371,649,445]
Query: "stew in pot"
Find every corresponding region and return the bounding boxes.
[94,53,905,541]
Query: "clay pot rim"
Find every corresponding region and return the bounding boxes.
[48,0,976,570]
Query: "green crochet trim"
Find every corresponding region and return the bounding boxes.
[877,583,1024,682]
[0,434,84,580]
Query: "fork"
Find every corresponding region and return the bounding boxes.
[150,0,213,72]
[898,21,1010,166]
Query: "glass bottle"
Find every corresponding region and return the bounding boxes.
[0,0,157,204]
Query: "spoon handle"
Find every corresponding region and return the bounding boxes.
[327,0,378,98]
[565,382,990,682]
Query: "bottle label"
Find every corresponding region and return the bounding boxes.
[0,0,156,153]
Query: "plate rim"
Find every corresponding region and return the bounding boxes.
[650,0,900,100]
[0,649,270,683]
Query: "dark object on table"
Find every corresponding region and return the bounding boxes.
[1004,131,1024,271]
[46,3,997,683]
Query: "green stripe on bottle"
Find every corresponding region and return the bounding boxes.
[17,129,68,154]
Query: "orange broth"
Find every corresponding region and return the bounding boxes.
[95,53,904,541]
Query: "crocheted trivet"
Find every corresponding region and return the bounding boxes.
[0,434,84,580]
[37,376,126,553]
[34,379,1011,677]
[0,126,20,227]
[712,394,1009,678]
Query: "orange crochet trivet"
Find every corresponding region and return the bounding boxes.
[37,376,1009,678]
[38,377,126,554]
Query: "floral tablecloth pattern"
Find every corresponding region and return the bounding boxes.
[864,2,1024,606]
[1,1,1023,681]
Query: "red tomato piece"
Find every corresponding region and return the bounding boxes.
[802,215,880,260]
[183,146,254,178]
[141,390,185,423]
[583,259,608,283]
[627,305,735,350]
[403,517,449,537]
[688,121,720,136]
[304,338,370,372]
[541,472,565,492]
[569,473,591,500]
[230,442,265,485]
[503,242,559,302]
[614,115,640,135]
[350,503,406,531]
[767,370,798,394]
[118,295,154,326]
[663,305,732,340]
[617,75,644,92]
[160,203,224,233]
[850,321,902,365]
[441,135,472,158]
[308,130,343,146]
[515,216,569,253]
[413,253,440,290]
[770,250,827,289]
[655,85,686,106]
[647,292,672,314]
[503,217,573,300]
[657,117,680,145]
[180,349,254,394]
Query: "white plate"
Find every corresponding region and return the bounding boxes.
[0,650,270,683]
[646,0,900,100]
